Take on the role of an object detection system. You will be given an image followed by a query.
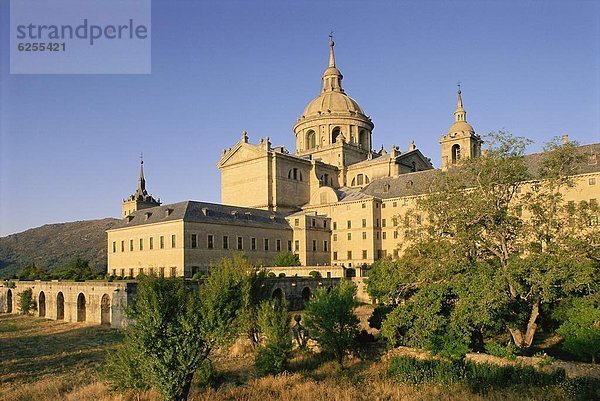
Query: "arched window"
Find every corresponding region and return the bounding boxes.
[56,292,64,320]
[77,293,86,322]
[357,174,364,186]
[307,130,316,149]
[332,127,341,143]
[452,144,461,164]
[38,291,46,318]
[101,294,111,325]
[288,168,303,181]
[359,130,369,150]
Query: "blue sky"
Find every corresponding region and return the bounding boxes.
[1,0,599,236]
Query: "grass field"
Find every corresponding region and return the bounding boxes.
[0,314,594,401]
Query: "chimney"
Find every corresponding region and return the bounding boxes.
[562,134,569,145]
[165,208,173,217]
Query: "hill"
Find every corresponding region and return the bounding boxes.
[0,218,121,278]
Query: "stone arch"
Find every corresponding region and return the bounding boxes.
[306,130,316,150]
[7,289,12,313]
[345,268,356,278]
[272,288,284,301]
[331,127,342,143]
[301,287,311,305]
[359,130,369,150]
[452,144,461,164]
[100,294,111,325]
[76,293,86,322]
[56,292,64,320]
[38,291,46,318]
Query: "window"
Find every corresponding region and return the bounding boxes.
[112,269,116,276]
[333,222,337,230]
[362,219,367,228]
[590,177,597,186]
[347,220,352,229]
[324,240,328,252]
[149,267,154,275]
[237,236,243,250]
[129,268,134,277]
[394,231,398,239]
[333,251,338,261]
[287,240,292,251]
[276,239,281,252]
[264,238,269,251]
[295,218,300,226]
[451,144,461,163]
[382,219,387,227]
[139,238,143,250]
[223,236,229,250]
[362,250,368,259]
[393,201,397,207]
[191,234,197,248]
[251,237,257,250]
[112,242,116,253]
[139,268,144,276]
[347,233,352,240]
[392,217,398,226]
[160,267,165,277]
[382,203,386,208]
[207,234,214,249]
[347,251,352,260]
[130,240,134,251]
[160,236,164,249]
[376,219,380,228]
[121,240,124,252]
[362,232,367,240]
[170,267,176,277]
[323,220,327,228]
[383,232,387,240]
[376,232,380,240]
[312,219,316,227]
[294,240,300,252]
[171,235,176,248]
[119,268,124,277]
[149,237,154,250]
[312,240,317,252]
[361,203,366,209]
[333,234,338,241]
[357,174,364,186]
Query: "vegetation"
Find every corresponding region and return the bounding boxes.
[303,280,360,367]
[255,300,292,375]
[368,133,600,357]
[14,258,105,281]
[17,288,34,315]
[557,297,600,363]
[271,251,301,267]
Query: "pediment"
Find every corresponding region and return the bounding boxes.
[217,143,266,168]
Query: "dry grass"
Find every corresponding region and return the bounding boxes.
[0,314,579,401]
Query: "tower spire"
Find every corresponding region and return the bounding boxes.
[321,34,344,93]
[328,32,335,68]
[454,82,467,122]
[136,153,147,197]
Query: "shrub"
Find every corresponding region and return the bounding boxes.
[557,298,600,363]
[271,252,301,267]
[18,288,35,315]
[255,300,292,375]
[308,270,321,279]
[368,304,393,330]
[484,341,518,360]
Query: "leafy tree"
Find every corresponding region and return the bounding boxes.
[557,297,600,363]
[308,270,321,278]
[255,300,292,375]
[303,280,360,367]
[17,288,34,314]
[51,258,98,280]
[271,252,301,267]
[16,263,49,280]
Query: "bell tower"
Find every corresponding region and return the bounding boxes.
[440,85,482,170]
[121,156,161,218]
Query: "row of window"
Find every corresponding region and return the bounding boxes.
[331,248,401,262]
[197,234,290,252]
[333,230,401,241]
[112,235,176,253]
[111,266,177,278]
[332,217,411,230]
[293,218,328,229]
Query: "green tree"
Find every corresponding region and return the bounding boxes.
[271,252,301,267]
[303,280,360,367]
[557,298,600,363]
[16,263,49,280]
[51,258,97,280]
[255,300,292,375]
[17,288,35,315]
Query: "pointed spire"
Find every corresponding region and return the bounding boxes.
[321,34,344,93]
[136,154,147,197]
[454,82,467,123]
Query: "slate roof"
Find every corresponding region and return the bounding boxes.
[361,143,600,200]
[111,201,292,230]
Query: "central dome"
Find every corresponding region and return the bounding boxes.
[302,91,365,117]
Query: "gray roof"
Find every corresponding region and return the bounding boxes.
[362,142,600,199]
[112,201,292,230]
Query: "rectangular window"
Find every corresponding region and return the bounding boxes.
[376,218,380,228]
[170,267,176,277]
[362,231,367,240]
[121,240,124,252]
[139,268,144,276]
[347,233,352,240]
[362,250,367,259]
[324,240,328,252]
[362,203,366,209]
[160,267,165,277]
[139,238,143,250]
[294,218,300,226]
[287,240,292,251]
[112,241,116,253]
[171,235,176,248]
[149,267,154,275]
[323,220,327,228]
[376,232,380,240]
[393,201,397,207]
[191,234,197,248]
[223,235,229,250]
[392,217,398,226]
[383,232,387,240]
[333,251,338,261]
[207,234,214,249]
[590,177,597,185]
[312,219,316,227]
[129,268,134,277]
[312,240,317,252]
[237,236,243,250]
[112,269,116,276]
[129,239,134,251]
[333,234,338,241]
[362,219,367,228]
[276,239,281,252]
[160,236,164,249]
[149,237,154,250]
[382,219,387,227]
[347,250,352,260]
[295,240,300,252]
[393,249,399,258]
[251,237,257,250]
[264,238,269,251]
[333,222,337,230]
[394,230,399,239]
[347,220,352,229]
[120,269,125,277]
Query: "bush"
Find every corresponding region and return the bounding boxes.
[368,304,394,330]
[484,341,518,360]
[557,298,600,363]
[308,270,321,279]
[271,252,301,267]
[18,288,35,315]
[255,300,292,375]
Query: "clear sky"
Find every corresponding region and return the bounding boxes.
[1,0,599,236]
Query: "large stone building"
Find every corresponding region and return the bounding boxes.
[106,39,600,278]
